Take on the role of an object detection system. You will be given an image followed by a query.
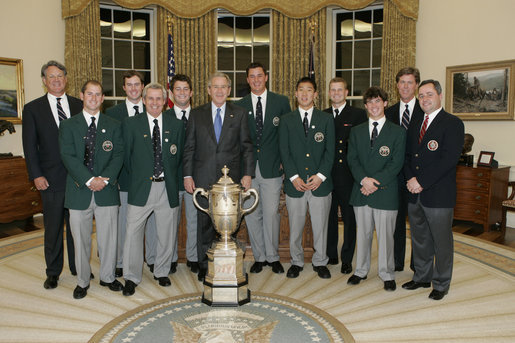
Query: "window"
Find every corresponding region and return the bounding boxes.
[100,5,154,108]
[332,6,383,108]
[217,11,271,99]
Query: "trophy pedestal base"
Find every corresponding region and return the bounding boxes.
[202,240,251,307]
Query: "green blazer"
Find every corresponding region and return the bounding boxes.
[279,108,335,198]
[59,112,124,210]
[163,107,187,191]
[347,119,406,210]
[105,102,145,192]
[122,111,184,208]
[235,91,291,178]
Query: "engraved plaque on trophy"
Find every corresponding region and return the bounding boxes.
[193,166,258,306]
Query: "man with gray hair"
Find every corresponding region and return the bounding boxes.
[122,83,184,296]
[22,60,83,290]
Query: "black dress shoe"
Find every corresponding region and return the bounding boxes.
[394,266,404,272]
[402,280,431,290]
[115,268,123,278]
[169,262,177,274]
[73,285,89,299]
[327,258,339,265]
[269,261,284,274]
[198,268,207,282]
[154,276,171,287]
[428,289,448,300]
[100,279,123,291]
[313,265,331,279]
[347,274,367,285]
[340,263,352,274]
[286,265,303,278]
[250,261,264,273]
[147,263,154,273]
[384,280,397,291]
[123,280,137,296]
[187,260,199,273]
[43,275,58,289]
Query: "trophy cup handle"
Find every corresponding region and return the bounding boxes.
[192,188,209,214]
[241,188,259,215]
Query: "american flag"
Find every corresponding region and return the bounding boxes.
[167,31,175,109]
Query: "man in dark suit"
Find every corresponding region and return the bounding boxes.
[325,77,367,275]
[59,80,124,299]
[402,80,464,300]
[346,86,406,291]
[22,60,82,290]
[279,77,334,279]
[235,62,291,274]
[385,67,424,272]
[122,83,184,296]
[105,70,158,278]
[183,72,254,281]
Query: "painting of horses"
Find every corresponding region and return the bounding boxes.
[446,60,515,120]
[0,57,24,124]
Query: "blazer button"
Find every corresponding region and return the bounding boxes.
[339,159,343,163]
[257,149,260,153]
[415,153,419,157]
[305,167,309,170]
[339,150,343,153]
[415,166,419,170]
[306,153,310,157]
[339,140,343,143]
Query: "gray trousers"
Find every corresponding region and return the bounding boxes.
[354,205,397,281]
[243,163,282,263]
[69,196,118,288]
[286,191,331,267]
[177,190,198,262]
[123,182,179,284]
[117,191,157,267]
[408,196,454,291]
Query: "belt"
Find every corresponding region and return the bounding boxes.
[151,176,165,182]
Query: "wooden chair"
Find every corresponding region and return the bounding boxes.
[500,181,515,241]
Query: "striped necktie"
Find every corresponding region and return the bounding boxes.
[56,97,67,121]
[419,115,429,144]
[401,104,410,129]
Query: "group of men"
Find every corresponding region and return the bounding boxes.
[22,60,463,301]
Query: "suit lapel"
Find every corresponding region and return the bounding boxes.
[219,103,235,145]
[42,95,60,131]
[137,113,154,156]
[161,113,173,161]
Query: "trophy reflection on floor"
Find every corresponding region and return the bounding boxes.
[193,166,258,306]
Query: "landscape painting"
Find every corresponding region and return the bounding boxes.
[0,58,24,124]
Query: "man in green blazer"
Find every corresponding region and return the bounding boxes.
[105,70,158,278]
[346,86,406,292]
[59,80,124,299]
[235,62,291,274]
[122,83,184,296]
[279,77,334,279]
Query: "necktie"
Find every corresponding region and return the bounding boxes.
[370,121,378,147]
[255,96,263,146]
[152,119,163,177]
[84,117,96,172]
[214,108,222,143]
[181,110,187,128]
[303,112,309,137]
[334,108,339,118]
[56,97,67,122]
[401,104,410,129]
[419,114,429,144]
[134,105,139,115]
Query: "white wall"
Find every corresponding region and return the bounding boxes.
[0,0,64,155]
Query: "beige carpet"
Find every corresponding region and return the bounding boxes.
[0,230,514,343]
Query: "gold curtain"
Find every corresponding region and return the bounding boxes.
[64,0,101,97]
[380,0,417,104]
[156,7,216,107]
[271,10,327,110]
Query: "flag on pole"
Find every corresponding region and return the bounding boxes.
[167,30,176,109]
[308,25,316,83]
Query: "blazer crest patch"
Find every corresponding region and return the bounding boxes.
[427,140,439,151]
[314,132,324,142]
[379,146,390,156]
[102,140,113,151]
[170,144,177,155]
[273,116,280,126]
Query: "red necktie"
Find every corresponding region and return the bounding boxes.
[419,115,429,144]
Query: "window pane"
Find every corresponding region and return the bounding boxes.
[372,69,381,87]
[101,39,113,67]
[336,42,352,69]
[355,11,372,39]
[114,40,132,68]
[336,12,353,40]
[336,70,353,94]
[218,46,233,70]
[140,71,152,87]
[349,99,364,109]
[218,16,234,43]
[133,42,150,69]
[253,17,270,43]
[236,45,251,70]
[235,17,252,44]
[113,10,131,39]
[372,39,382,68]
[133,12,149,40]
[226,72,235,97]
[102,99,117,112]
[236,72,249,97]
[253,45,269,70]
[353,70,370,96]
[114,70,126,97]
[102,69,114,96]
[373,9,383,38]
[354,40,371,68]
[100,8,112,37]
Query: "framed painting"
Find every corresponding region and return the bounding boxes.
[0,57,24,124]
[445,60,515,120]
